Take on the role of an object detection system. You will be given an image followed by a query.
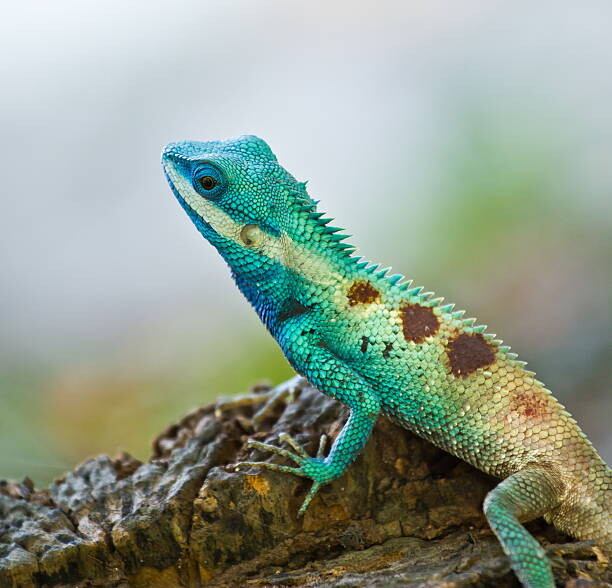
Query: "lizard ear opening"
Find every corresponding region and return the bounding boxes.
[240,224,265,249]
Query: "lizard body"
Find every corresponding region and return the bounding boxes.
[162,135,611,588]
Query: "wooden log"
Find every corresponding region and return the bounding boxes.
[0,379,609,587]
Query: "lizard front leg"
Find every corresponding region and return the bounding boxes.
[236,327,381,515]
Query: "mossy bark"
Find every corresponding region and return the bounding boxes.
[0,379,609,587]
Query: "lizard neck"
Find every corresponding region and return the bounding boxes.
[231,244,355,335]
[230,263,292,331]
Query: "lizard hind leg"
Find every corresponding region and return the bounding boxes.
[483,467,564,588]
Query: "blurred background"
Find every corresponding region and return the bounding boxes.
[0,1,610,486]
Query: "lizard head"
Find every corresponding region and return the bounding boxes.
[162,135,353,304]
[162,135,309,282]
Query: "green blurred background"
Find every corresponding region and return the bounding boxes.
[1,2,610,486]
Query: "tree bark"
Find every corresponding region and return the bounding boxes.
[0,379,609,587]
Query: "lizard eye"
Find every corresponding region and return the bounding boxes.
[199,176,217,191]
[193,164,226,199]
[240,224,265,248]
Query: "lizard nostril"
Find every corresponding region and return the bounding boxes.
[162,143,193,164]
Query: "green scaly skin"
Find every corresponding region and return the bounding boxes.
[162,135,611,588]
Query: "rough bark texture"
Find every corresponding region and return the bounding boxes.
[0,379,609,587]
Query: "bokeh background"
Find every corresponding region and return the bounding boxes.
[1,1,610,486]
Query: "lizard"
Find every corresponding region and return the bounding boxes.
[161,134,611,588]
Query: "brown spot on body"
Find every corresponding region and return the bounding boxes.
[400,304,440,343]
[513,389,550,419]
[347,280,380,306]
[447,332,495,377]
[360,336,369,353]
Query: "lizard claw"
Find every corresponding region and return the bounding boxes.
[245,437,308,465]
[298,481,323,515]
[234,460,308,478]
[215,376,304,430]
[234,433,331,514]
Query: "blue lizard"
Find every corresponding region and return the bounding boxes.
[162,135,611,588]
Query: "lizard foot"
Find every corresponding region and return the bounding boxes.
[235,432,329,515]
[215,376,304,431]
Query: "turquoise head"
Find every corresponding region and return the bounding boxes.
[162,136,318,308]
